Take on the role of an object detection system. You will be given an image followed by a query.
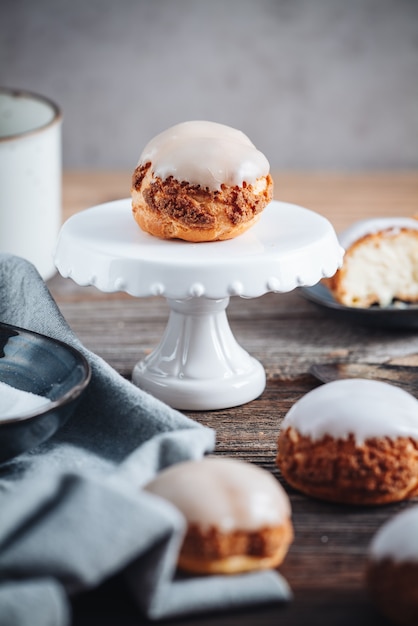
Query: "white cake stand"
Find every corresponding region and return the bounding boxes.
[54,199,343,410]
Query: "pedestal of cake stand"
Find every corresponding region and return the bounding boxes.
[54,199,344,410]
[132,296,265,410]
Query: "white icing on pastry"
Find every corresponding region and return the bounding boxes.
[138,120,270,191]
[282,379,418,445]
[370,506,418,563]
[338,217,418,251]
[144,457,290,532]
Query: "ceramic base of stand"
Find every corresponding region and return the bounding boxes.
[54,199,343,410]
[132,297,265,410]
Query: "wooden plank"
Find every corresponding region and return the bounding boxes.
[52,286,418,378]
[53,171,418,626]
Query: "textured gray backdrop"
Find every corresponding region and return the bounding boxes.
[1,0,417,170]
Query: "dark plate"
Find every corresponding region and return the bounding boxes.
[300,283,418,329]
[0,322,91,463]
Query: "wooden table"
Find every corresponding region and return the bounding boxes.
[49,171,418,626]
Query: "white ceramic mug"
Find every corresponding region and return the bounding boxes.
[0,88,62,280]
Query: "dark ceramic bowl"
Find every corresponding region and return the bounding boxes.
[0,322,91,463]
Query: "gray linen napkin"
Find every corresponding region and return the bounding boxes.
[0,254,291,626]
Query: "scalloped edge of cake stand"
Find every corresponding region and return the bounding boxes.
[54,199,344,410]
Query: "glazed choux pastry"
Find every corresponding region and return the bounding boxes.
[131,120,273,242]
[144,457,293,575]
[277,379,418,505]
[367,506,418,625]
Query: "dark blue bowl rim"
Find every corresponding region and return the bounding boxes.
[0,321,91,425]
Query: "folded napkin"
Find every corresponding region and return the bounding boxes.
[0,254,291,626]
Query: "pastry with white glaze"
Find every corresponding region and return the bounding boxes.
[276,379,418,505]
[367,506,418,625]
[326,217,418,307]
[131,121,273,242]
[144,456,293,574]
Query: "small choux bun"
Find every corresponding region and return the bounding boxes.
[144,456,293,575]
[277,379,418,505]
[131,121,273,242]
[367,506,418,625]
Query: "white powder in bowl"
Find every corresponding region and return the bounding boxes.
[0,380,52,420]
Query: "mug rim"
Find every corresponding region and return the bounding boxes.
[0,87,62,143]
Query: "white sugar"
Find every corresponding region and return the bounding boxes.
[0,380,52,420]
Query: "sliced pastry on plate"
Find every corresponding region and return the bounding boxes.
[326,217,418,308]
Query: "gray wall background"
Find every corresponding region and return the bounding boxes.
[2,0,417,170]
